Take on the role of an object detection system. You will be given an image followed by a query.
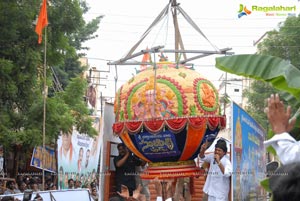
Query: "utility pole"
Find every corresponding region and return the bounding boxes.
[223,72,227,115]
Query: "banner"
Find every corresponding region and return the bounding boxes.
[57,116,101,189]
[134,130,180,160]
[30,146,56,173]
[232,102,266,200]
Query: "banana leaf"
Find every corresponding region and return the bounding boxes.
[215,54,300,140]
[260,178,271,193]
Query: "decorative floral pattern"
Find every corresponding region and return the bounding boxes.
[193,78,219,113]
[112,115,226,135]
[114,63,220,122]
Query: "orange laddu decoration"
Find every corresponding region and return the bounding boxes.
[113,60,226,179]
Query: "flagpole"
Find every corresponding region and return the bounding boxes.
[35,0,48,191]
[42,26,47,191]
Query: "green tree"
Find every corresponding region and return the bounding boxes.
[48,0,103,88]
[0,0,101,176]
[258,16,300,68]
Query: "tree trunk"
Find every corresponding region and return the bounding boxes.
[12,145,21,178]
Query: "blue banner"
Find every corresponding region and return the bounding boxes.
[30,146,56,173]
[134,130,180,160]
[232,102,266,200]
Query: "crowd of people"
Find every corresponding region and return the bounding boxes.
[0,175,48,201]
[0,175,47,195]
[0,174,99,201]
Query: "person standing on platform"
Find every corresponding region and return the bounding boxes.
[114,143,143,200]
[199,139,232,201]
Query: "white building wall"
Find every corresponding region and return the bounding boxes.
[98,103,121,201]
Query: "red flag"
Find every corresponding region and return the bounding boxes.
[140,47,151,71]
[35,0,48,44]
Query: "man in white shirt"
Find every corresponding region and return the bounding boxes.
[59,129,76,167]
[264,94,298,165]
[199,139,232,201]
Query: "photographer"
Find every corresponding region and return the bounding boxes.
[113,143,144,200]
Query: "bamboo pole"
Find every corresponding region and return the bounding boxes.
[42,26,48,191]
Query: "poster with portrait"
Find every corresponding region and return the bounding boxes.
[30,146,56,173]
[232,102,266,200]
[57,116,101,189]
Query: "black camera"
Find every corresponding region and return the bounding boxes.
[22,189,33,201]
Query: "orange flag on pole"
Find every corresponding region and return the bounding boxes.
[140,47,151,71]
[35,0,48,44]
